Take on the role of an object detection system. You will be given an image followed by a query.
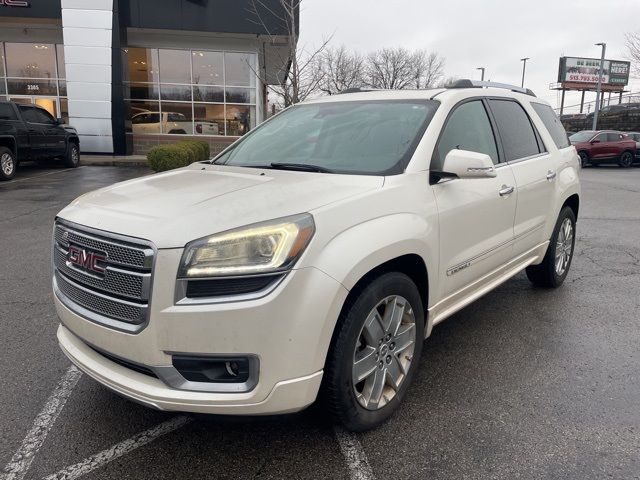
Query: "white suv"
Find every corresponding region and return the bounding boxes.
[53,81,580,431]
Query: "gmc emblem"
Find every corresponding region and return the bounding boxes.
[67,245,107,276]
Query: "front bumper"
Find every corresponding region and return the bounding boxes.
[54,251,349,415]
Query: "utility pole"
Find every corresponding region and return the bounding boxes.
[477,67,485,81]
[520,58,529,88]
[592,42,606,131]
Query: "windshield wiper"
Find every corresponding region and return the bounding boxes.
[270,162,335,173]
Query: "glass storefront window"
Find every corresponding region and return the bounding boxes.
[0,44,5,77]
[159,101,193,134]
[193,85,224,103]
[6,79,58,96]
[194,104,224,136]
[225,52,256,87]
[192,51,223,85]
[124,48,159,83]
[56,44,66,79]
[124,47,258,137]
[226,105,255,136]
[160,84,192,102]
[5,43,57,79]
[159,50,191,84]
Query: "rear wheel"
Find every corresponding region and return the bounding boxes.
[63,142,80,168]
[619,151,633,168]
[0,147,17,180]
[323,272,424,431]
[578,151,590,167]
[526,206,576,288]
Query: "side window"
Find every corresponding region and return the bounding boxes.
[19,107,40,123]
[436,100,499,167]
[132,114,146,125]
[0,104,18,121]
[606,132,622,142]
[34,108,56,124]
[488,99,541,161]
[531,102,570,149]
[593,133,606,142]
[147,113,160,123]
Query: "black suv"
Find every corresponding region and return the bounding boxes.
[0,101,80,180]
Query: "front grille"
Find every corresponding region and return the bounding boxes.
[53,220,155,332]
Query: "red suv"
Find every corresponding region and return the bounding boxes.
[569,130,637,168]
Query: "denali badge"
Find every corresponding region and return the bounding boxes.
[67,245,107,276]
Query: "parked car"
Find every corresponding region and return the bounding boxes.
[52,80,580,432]
[627,132,640,157]
[131,111,219,135]
[569,130,637,167]
[0,101,80,180]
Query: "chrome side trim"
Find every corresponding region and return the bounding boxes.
[446,222,545,276]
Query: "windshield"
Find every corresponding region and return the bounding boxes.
[569,131,596,143]
[214,100,438,175]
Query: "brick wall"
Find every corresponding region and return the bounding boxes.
[130,134,237,157]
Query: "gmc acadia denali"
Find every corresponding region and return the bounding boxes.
[53,81,580,431]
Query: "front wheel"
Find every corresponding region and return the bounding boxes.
[578,151,590,168]
[63,142,80,168]
[0,147,17,180]
[619,151,633,168]
[323,272,424,431]
[526,206,576,288]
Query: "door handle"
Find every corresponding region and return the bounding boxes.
[499,185,515,197]
[546,170,557,181]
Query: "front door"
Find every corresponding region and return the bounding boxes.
[431,99,517,299]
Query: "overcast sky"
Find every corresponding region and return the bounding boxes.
[298,0,640,112]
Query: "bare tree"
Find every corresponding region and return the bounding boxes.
[626,31,640,76]
[363,47,445,90]
[247,0,330,106]
[319,45,365,95]
[412,51,445,89]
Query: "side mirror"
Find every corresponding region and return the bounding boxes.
[441,149,497,179]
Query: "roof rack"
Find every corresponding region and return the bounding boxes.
[337,87,382,94]
[445,79,536,97]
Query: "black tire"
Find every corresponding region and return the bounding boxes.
[323,272,425,432]
[578,151,590,168]
[63,142,80,168]
[618,151,633,168]
[0,146,17,181]
[526,206,576,288]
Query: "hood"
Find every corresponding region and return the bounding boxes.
[57,163,383,248]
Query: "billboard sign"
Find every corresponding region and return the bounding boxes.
[558,56,630,87]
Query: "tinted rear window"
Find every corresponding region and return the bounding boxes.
[488,99,541,161]
[0,104,17,121]
[531,103,570,149]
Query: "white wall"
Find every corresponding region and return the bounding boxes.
[61,0,114,153]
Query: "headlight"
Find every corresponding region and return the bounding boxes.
[178,213,315,278]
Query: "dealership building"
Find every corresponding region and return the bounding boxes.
[0,0,296,154]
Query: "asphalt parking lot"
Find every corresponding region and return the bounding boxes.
[1,163,639,480]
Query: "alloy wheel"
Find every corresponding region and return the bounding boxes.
[352,295,416,410]
[620,152,633,168]
[555,218,574,276]
[1,153,14,176]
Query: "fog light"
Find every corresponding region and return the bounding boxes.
[172,355,250,383]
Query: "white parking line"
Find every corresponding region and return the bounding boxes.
[1,167,85,185]
[1,366,82,480]
[334,426,375,480]
[42,416,192,480]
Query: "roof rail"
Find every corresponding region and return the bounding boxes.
[337,87,383,94]
[445,79,536,97]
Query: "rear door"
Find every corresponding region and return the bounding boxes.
[431,99,517,298]
[487,99,555,255]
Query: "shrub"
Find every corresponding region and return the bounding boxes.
[147,140,211,172]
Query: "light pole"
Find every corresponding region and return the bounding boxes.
[477,67,485,81]
[592,42,606,131]
[520,57,530,88]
